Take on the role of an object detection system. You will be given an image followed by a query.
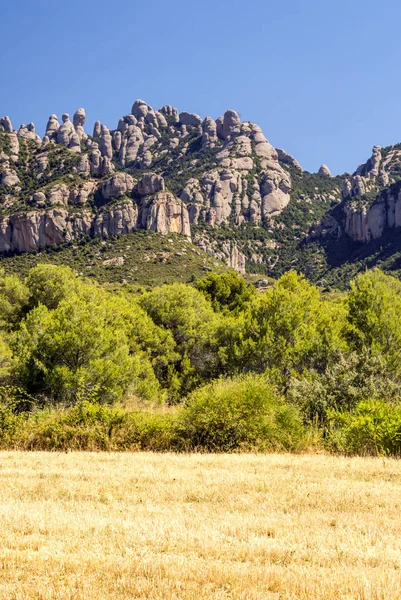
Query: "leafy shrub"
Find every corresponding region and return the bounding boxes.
[15,401,125,451]
[327,400,401,456]
[0,400,177,451]
[139,283,221,397]
[0,403,20,447]
[25,264,82,310]
[287,352,401,424]
[112,410,178,451]
[195,271,255,313]
[177,375,305,451]
[346,269,401,377]
[239,272,346,379]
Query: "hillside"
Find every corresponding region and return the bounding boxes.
[0,230,230,288]
[2,101,401,286]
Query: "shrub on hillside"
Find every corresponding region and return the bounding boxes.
[177,375,305,451]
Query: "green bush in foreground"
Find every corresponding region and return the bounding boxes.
[0,376,306,452]
[0,401,177,451]
[327,400,401,456]
[177,375,305,452]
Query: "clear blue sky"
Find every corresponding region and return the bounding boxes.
[2,0,401,174]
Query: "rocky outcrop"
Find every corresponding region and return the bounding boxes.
[344,205,369,242]
[341,146,401,203]
[343,184,401,243]
[132,99,149,119]
[135,172,165,196]
[195,236,246,273]
[336,144,401,242]
[141,192,191,238]
[8,133,19,161]
[222,110,241,140]
[56,114,74,146]
[0,117,13,133]
[93,201,138,237]
[366,145,382,178]
[0,209,70,253]
[261,172,291,217]
[202,117,218,150]
[100,173,135,200]
[160,105,179,123]
[179,112,202,127]
[318,165,332,178]
[277,149,303,170]
[0,168,20,187]
[0,195,183,252]
[226,243,246,273]
[47,184,70,206]
[98,125,113,159]
[56,114,81,152]
[17,123,41,143]
[45,114,60,140]
[73,108,87,141]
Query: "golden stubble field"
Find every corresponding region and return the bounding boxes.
[0,452,401,599]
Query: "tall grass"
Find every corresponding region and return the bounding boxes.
[0,376,306,452]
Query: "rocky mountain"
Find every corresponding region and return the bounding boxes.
[2,99,401,286]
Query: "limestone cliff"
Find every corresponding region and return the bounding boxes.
[314,144,401,244]
[0,99,298,272]
[3,97,401,279]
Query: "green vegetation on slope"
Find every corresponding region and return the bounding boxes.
[0,230,231,287]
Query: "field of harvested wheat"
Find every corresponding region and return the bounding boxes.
[0,452,400,599]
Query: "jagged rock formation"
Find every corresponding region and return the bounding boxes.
[343,182,401,242]
[0,99,303,271]
[277,149,303,171]
[45,114,60,139]
[0,117,12,134]
[73,108,87,142]
[4,97,401,279]
[0,167,190,252]
[318,145,401,243]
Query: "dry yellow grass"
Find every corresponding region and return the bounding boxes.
[0,452,401,599]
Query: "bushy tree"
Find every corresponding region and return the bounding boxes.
[287,351,399,424]
[0,334,13,381]
[13,293,160,405]
[0,269,29,330]
[327,400,401,456]
[225,272,347,384]
[195,271,255,313]
[139,283,221,398]
[346,269,401,377]
[102,292,178,392]
[25,264,92,310]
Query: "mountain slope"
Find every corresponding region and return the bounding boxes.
[2,101,401,286]
[0,230,231,288]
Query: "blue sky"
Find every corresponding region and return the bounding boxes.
[2,0,401,174]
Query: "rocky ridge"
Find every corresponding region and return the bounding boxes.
[0,100,302,273]
[3,99,401,280]
[310,144,401,245]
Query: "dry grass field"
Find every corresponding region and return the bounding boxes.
[0,453,401,599]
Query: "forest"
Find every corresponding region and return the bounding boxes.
[0,264,400,455]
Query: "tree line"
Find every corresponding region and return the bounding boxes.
[0,265,401,454]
